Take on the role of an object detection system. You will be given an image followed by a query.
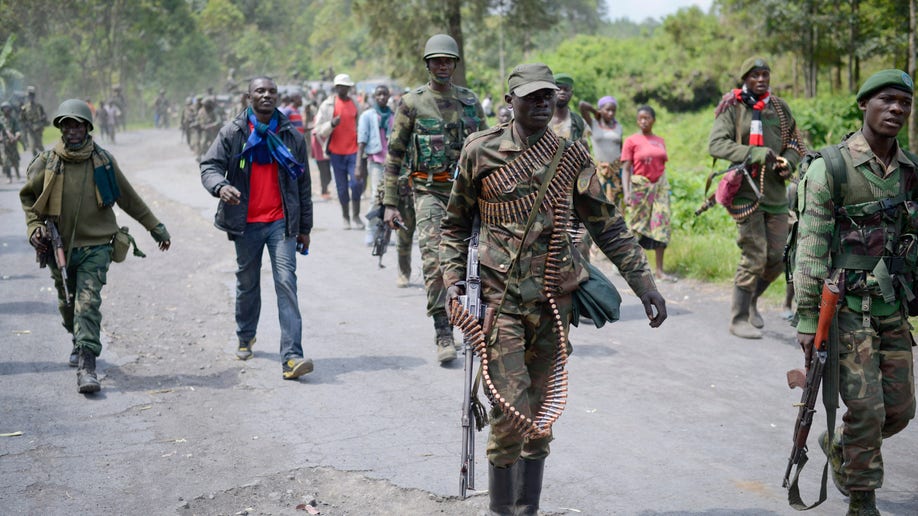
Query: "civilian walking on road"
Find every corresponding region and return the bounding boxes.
[441,63,667,515]
[200,76,314,381]
[315,73,362,229]
[20,99,172,394]
[357,84,395,245]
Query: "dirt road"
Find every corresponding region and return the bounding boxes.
[1,129,916,515]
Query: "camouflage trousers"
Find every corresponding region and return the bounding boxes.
[485,295,572,467]
[836,305,916,490]
[396,191,416,279]
[734,209,787,291]
[2,142,19,178]
[25,127,43,156]
[49,244,113,357]
[413,189,450,317]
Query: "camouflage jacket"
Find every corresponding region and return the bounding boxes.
[382,83,486,205]
[196,107,223,136]
[440,123,656,310]
[794,130,918,333]
[19,100,48,130]
[1,112,21,143]
[708,96,802,212]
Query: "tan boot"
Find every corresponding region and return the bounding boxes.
[729,287,762,339]
[396,254,411,288]
[434,312,456,363]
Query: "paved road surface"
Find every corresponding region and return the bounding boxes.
[1,129,916,515]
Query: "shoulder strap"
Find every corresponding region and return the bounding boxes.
[820,145,847,205]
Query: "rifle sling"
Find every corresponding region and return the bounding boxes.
[787,312,839,511]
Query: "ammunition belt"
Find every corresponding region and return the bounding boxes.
[480,132,559,201]
[409,170,452,183]
[479,191,538,225]
[450,133,589,439]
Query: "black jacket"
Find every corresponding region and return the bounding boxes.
[200,110,312,238]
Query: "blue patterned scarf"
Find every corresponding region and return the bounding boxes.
[238,107,305,180]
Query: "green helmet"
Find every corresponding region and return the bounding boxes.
[423,34,460,61]
[53,99,94,131]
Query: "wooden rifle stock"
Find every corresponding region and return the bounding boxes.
[44,219,72,307]
[782,273,840,502]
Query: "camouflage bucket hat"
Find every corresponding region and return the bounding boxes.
[508,63,559,98]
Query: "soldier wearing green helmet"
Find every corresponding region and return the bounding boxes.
[381,33,487,364]
[19,98,172,394]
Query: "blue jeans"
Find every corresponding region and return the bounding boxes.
[234,219,303,361]
[329,152,362,204]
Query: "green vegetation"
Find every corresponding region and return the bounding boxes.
[2,0,914,285]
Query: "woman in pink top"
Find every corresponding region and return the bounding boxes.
[621,105,674,281]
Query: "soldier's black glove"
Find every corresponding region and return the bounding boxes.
[150,223,171,251]
[639,290,667,328]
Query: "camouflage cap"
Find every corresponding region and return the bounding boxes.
[856,69,914,102]
[508,63,559,98]
[554,73,574,87]
[27,85,36,93]
[0,101,11,109]
[739,57,770,79]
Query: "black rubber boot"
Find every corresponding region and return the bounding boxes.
[351,200,364,230]
[749,278,769,329]
[433,312,456,364]
[76,348,101,394]
[488,462,516,516]
[340,201,351,229]
[514,458,545,515]
[729,286,762,339]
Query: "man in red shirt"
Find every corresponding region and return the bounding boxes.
[315,74,362,229]
[200,76,314,380]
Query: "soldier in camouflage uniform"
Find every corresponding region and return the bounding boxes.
[440,63,667,516]
[19,86,49,158]
[1,102,23,182]
[195,97,223,162]
[794,70,916,516]
[382,34,487,364]
[550,73,587,146]
[709,57,804,339]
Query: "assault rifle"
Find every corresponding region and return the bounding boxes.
[367,204,407,268]
[459,213,485,499]
[782,271,841,509]
[38,219,73,307]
